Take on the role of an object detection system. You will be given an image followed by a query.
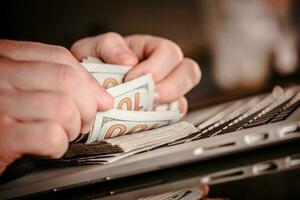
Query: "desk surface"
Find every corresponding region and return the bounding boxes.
[12,140,299,200]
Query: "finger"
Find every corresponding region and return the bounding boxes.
[0,91,81,141]
[16,121,69,158]
[0,166,5,174]
[0,118,69,159]
[0,40,112,111]
[155,58,201,104]
[71,32,138,66]
[124,35,183,82]
[0,39,88,76]
[178,96,188,115]
[0,58,103,133]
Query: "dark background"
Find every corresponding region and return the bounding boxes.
[1,0,300,110]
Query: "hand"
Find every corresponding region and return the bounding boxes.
[71,33,201,113]
[0,40,113,172]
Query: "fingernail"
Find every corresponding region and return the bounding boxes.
[81,120,94,134]
[97,92,114,110]
[116,52,136,65]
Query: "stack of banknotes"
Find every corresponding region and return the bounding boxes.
[56,57,198,164]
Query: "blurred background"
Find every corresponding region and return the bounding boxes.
[1,0,299,109]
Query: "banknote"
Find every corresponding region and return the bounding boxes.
[87,109,182,143]
[81,61,132,89]
[107,73,154,111]
[82,56,103,63]
[61,121,197,163]
[82,57,180,112]
[154,100,180,112]
[78,57,183,144]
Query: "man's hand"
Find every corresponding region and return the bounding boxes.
[71,33,201,114]
[0,40,113,172]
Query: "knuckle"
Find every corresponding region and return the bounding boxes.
[184,58,201,85]
[56,94,77,123]
[0,115,11,133]
[56,65,79,90]
[0,92,10,112]
[44,123,68,158]
[102,32,122,39]
[99,32,123,44]
[51,45,72,58]
[49,45,75,64]
[161,40,183,61]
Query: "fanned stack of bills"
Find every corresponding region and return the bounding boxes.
[60,121,197,164]
[77,57,183,144]
[56,57,197,164]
